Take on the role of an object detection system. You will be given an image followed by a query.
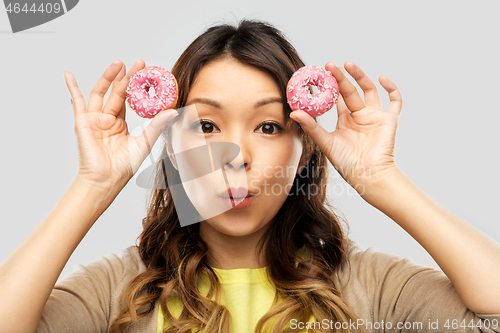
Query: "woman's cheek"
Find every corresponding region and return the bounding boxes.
[272,146,302,182]
[249,161,262,178]
[250,178,262,196]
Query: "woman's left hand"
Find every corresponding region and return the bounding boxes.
[289,61,402,193]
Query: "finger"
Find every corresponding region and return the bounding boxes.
[87,59,124,112]
[64,71,86,116]
[110,63,127,121]
[336,92,350,117]
[325,62,349,118]
[342,61,382,108]
[132,109,179,173]
[289,110,333,155]
[326,61,365,112]
[111,63,126,89]
[379,75,403,116]
[104,59,146,117]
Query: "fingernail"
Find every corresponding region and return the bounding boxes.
[112,59,120,65]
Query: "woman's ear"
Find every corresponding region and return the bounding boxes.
[297,151,313,175]
[165,141,179,171]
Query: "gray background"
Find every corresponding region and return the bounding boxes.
[1,1,498,283]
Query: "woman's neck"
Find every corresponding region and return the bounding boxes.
[199,221,270,269]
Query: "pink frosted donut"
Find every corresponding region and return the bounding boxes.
[126,66,178,119]
[286,65,339,117]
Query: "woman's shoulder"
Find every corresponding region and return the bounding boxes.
[56,245,146,283]
[79,245,145,277]
[333,238,441,308]
[38,245,149,333]
[101,245,148,288]
[335,239,454,308]
[332,239,444,322]
[341,238,420,267]
[337,238,435,285]
[117,245,147,273]
[53,244,148,300]
[334,239,500,328]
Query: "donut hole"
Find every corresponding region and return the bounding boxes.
[309,85,319,95]
[148,86,156,98]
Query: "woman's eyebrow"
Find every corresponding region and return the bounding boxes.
[186,97,283,109]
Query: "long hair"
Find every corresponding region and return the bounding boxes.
[109,19,363,333]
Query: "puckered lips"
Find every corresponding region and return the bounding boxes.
[217,187,256,209]
[217,187,255,199]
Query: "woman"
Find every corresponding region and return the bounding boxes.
[1,19,499,333]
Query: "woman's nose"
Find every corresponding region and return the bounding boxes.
[223,149,249,187]
[206,140,249,171]
[223,144,249,171]
[226,159,247,170]
[219,135,251,172]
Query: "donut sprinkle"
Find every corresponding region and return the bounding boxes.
[286,65,339,117]
[126,66,178,119]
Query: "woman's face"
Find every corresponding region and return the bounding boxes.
[168,57,304,237]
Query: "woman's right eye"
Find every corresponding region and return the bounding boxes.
[193,120,219,134]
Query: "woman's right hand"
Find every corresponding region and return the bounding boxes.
[64,59,178,191]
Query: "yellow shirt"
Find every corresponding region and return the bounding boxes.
[156,265,315,332]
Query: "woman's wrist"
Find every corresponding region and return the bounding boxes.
[356,165,404,206]
[72,174,126,215]
[74,172,128,196]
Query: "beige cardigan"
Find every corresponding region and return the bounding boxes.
[37,239,500,332]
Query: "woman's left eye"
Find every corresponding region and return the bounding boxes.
[257,122,283,135]
[193,120,283,135]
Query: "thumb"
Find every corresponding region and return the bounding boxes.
[290,110,332,153]
[136,109,178,160]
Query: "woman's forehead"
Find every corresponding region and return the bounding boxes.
[187,59,289,115]
[190,58,281,97]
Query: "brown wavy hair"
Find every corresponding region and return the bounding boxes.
[109,19,364,333]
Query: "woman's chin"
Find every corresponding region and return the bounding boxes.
[218,224,260,237]
[203,218,265,238]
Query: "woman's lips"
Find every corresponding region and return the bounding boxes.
[217,187,255,198]
[219,195,254,210]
